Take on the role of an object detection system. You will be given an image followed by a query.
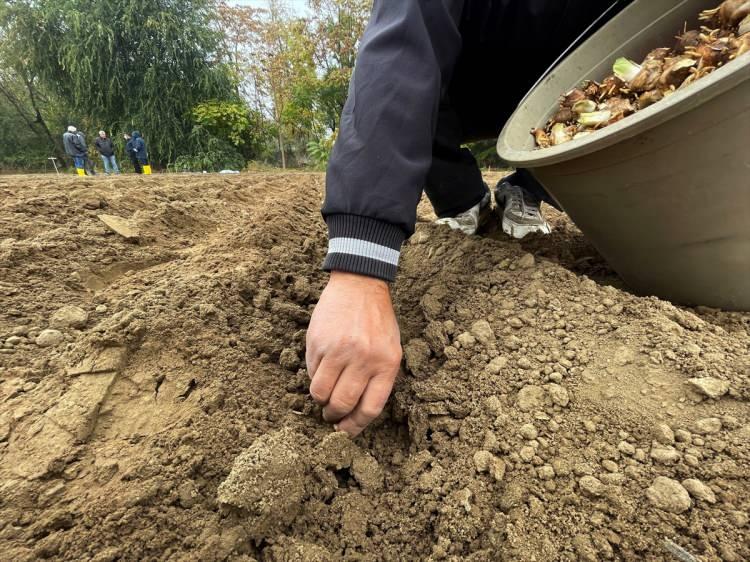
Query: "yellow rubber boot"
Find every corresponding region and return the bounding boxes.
[76,168,85,176]
[143,164,152,175]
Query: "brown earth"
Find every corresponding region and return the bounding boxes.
[0,172,748,561]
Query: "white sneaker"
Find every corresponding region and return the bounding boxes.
[435,192,491,235]
[495,181,552,239]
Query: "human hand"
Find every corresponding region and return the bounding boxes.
[306,271,402,437]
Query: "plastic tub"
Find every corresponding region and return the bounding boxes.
[497,0,750,310]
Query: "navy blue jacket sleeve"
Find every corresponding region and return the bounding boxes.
[322,0,465,282]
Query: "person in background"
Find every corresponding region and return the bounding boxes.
[94,131,119,175]
[75,129,96,175]
[124,133,142,174]
[62,126,95,175]
[130,131,150,174]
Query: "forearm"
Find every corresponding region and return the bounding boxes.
[322,0,464,282]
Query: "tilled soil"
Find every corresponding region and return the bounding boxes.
[0,173,748,561]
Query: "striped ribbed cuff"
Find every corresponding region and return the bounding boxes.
[323,215,406,282]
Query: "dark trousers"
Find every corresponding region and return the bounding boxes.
[130,156,142,174]
[425,0,630,218]
[83,155,96,175]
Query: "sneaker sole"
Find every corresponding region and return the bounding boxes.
[502,216,552,239]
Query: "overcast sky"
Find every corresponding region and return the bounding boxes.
[232,0,309,15]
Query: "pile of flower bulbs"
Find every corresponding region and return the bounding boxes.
[533,0,750,148]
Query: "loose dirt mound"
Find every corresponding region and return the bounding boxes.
[0,173,748,561]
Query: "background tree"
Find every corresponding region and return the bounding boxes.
[215,1,262,99]
[306,0,370,132]
[1,0,237,166]
[0,7,67,171]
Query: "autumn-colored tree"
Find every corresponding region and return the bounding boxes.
[212,0,370,167]
[258,1,318,168]
[215,2,262,99]
[306,0,370,132]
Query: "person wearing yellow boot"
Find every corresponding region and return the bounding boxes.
[123,133,142,174]
[130,131,151,174]
[62,126,89,176]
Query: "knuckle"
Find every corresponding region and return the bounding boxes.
[341,383,363,403]
[308,383,329,404]
[386,346,403,366]
[360,403,384,420]
[330,395,357,414]
[307,337,326,356]
[310,390,326,404]
[374,347,402,372]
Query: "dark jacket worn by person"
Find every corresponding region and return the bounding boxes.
[125,137,137,161]
[63,131,87,157]
[322,0,630,282]
[94,137,115,157]
[131,131,148,163]
[76,132,89,153]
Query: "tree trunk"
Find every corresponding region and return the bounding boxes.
[24,77,68,166]
[278,127,287,169]
[0,76,68,168]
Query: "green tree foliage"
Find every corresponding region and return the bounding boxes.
[306,129,337,170]
[0,0,377,172]
[1,0,236,165]
[193,101,251,147]
[305,0,370,132]
[173,125,245,172]
[0,92,52,172]
[0,26,68,170]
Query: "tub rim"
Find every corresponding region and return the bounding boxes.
[497,7,750,168]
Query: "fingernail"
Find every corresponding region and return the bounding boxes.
[333,424,339,432]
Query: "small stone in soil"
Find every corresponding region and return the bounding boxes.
[618,441,635,456]
[519,446,536,463]
[547,384,570,407]
[729,511,749,528]
[470,320,495,346]
[485,356,508,375]
[50,305,89,329]
[578,476,605,498]
[537,465,555,480]
[519,423,538,440]
[674,429,692,443]
[682,479,716,504]
[35,329,64,347]
[517,253,536,269]
[646,477,691,514]
[652,423,675,445]
[517,385,546,412]
[688,377,730,399]
[691,418,722,435]
[650,443,681,465]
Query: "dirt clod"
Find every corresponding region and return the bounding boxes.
[688,377,730,398]
[35,328,64,347]
[217,428,308,540]
[579,475,606,497]
[50,305,89,329]
[682,478,717,504]
[691,417,723,435]
[646,477,692,514]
